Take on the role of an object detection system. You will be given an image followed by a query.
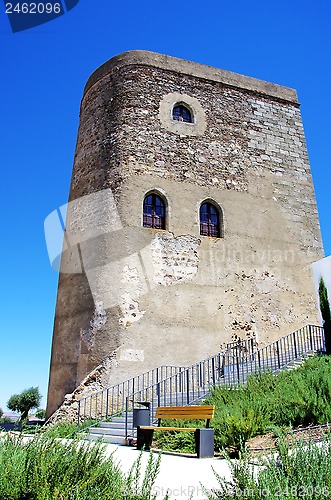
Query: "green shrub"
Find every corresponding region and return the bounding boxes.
[152,419,198,454]
[21,421,43,435]
[0,417,12,424]
[154,429,196,454]
[204,435,331,499]
[34,409,46,419]
[205,355,331,453]
[0,433,164,499]
[42,420,80,439]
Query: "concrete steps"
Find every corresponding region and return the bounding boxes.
[83,414,133,446]
[275,351,315,372]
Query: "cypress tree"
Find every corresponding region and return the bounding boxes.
[319,277,331,354]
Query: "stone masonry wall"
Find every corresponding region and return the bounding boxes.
[47,52,323,418]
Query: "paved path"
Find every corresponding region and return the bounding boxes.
[103,443,233,499]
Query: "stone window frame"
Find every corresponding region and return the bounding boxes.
[159,92,207,137]
[198,199,224,239]
[142,189,169,231]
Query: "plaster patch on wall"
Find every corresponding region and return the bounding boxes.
[119,293,145,327]
[80,301,107,349]
[119,349,145,362]
[151,233,200,285]
[121,264,144,298]
[119,264,146,326]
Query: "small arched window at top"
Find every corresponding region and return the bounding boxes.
[172,104,193,123]
[143,193,166,230]
[200,202,222,238]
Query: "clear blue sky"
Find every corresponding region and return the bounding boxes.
[0,0,330,412]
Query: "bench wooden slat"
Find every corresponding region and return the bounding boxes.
[155,405,215,420]
[139,426,197,432]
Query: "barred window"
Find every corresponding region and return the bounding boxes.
[172,104,193,123]
[143,193,166,229]
[200,202,221,238]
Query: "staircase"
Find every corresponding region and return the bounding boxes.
[83,413,133,446]
[279,350,315,371]
[79,324,324,444]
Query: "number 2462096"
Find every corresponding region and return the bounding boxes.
[6,3,62,14]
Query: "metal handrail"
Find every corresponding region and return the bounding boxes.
[77,364,186,427]
[77,324,324,434]
[123,324,324,439]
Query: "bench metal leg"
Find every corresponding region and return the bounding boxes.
[137,427,154,451]
[194,428,214,458]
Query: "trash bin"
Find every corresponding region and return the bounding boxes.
[132,402,151,428]
[195,428,214,458]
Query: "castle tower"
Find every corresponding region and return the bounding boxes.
[46,51,324,417]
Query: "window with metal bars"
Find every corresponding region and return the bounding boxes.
[200,202,221,238]
[172,104,193,123]
[143,193,166,229]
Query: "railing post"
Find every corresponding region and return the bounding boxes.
[186,369,190,404]
[236,345,240,382]
[77,399,81,429]
[293,331,298,358]
[101,391,104,420]
[276,341,280,369]
[157,382,161,407]
[212,357,216,386]
[309,324,313,351]
[83,397,87,423]
[322,325,326,352]
[125,396,129,439]
[105,388,109,420]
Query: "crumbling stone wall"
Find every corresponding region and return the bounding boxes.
[47,51,323,418]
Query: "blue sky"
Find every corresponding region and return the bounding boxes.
[0,0,330,412]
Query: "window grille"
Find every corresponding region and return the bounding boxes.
[200,202,221,237]
[172,104,193,123]
[143,193,166,229]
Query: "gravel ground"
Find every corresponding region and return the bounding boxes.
[246,423,331,457]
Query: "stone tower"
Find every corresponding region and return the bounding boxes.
[46,51,324,417]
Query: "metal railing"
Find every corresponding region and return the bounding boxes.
[77,324,324,435]
[221,324,323,385]
[77,364,185,427]
[123,325,324,439]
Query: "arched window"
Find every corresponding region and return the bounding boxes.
[200,202,221,238]
[172,104,193,123]
[143,193,166,229]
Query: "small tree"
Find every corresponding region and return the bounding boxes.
[319,277,331,355]
[7,387,42,421]
[0,407,3,419]
[34,409,46,420]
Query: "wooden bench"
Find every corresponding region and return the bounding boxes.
[137,405,215,458]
